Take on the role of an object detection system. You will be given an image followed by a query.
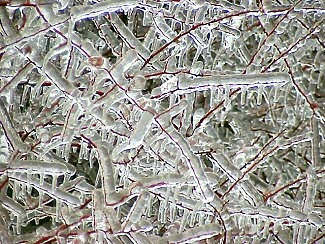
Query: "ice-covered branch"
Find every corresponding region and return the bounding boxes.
[179,72,290,91]
[0,0,324,242]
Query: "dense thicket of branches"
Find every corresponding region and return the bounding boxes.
[0,0,324,243]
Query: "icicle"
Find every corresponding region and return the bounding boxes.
[39,173,44,186]
[16,215,22,235]
[224,86,230,108]
[52,175,58,190]
[256,86,264,105]
[56,200,61,223]
[0,194,26,218]
[193,108,204,128]
[63,142,71,161]
[158,203,166,224]
[215,88,222,102]
[273,86,282,103]
[169,201,176,222]
[179,209,189,232]
[124,189,150,232]
[78,142,86,163]
[198,212,205,226]
[13,181,19,200]
[89,148,98,169]
[209,87,216,107]
[143,9,152,26]
[189,211,197,228]
[20,85,30,107]
[240,87,247,106]
[83,145,89,160]
[185,7,192,25]
[146,194,153,217]
[38,191,44,207]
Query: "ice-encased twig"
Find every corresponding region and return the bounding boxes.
[161,223,221,244]
[93,189,109,234]
[129,111,154,147]
[71,0,139,21]
[123,188,150,232]
[228,204,323,227]
[33,149,76,175]
[155,102,214,203]
[129,172,183,189]
[209,153,263,205]
[0,8,17,37]
[96,142,116,202]
[0,63,34,96]
[5,160,69,175]
[0,98,29,153]
[1,0,324,241]
[129,232,153,244]
[154,15,177,42]
[1,12,70,53]
[24,46,75,93]
[109,12,164,70]
[110,49,138,86]
[11,173,80,206]
[111,110,154,160]
[179,72,290,91]
[0,194,26,217]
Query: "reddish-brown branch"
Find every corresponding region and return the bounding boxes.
[222,130,285,199]
[264,169,325,202]
[244,0,303,74]
[262,19,324,73]
[190,88,241,136]
[141,10,252,70]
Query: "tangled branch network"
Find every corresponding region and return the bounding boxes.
[0,0,325,243]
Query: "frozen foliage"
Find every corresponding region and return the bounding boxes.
[0,0,325,243]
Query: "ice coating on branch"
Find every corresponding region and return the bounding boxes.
[0,98,29,153]
[0,195,26,217]
[165,223,221,243]
[154,15,177,41]
[111,49,138,85]
[71,0,138,21]
[6,160,69,175]
[12,173,80,206]
[156,111,214,203]
[179,72,290,91]
[112,110,154,161]
[129,111,154,147]
[110,12,164,70]
[24,46,75,93]
[124,190,150,232]
[131,75,147,91]
[1,0,324,242]
[96,141,117,201]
